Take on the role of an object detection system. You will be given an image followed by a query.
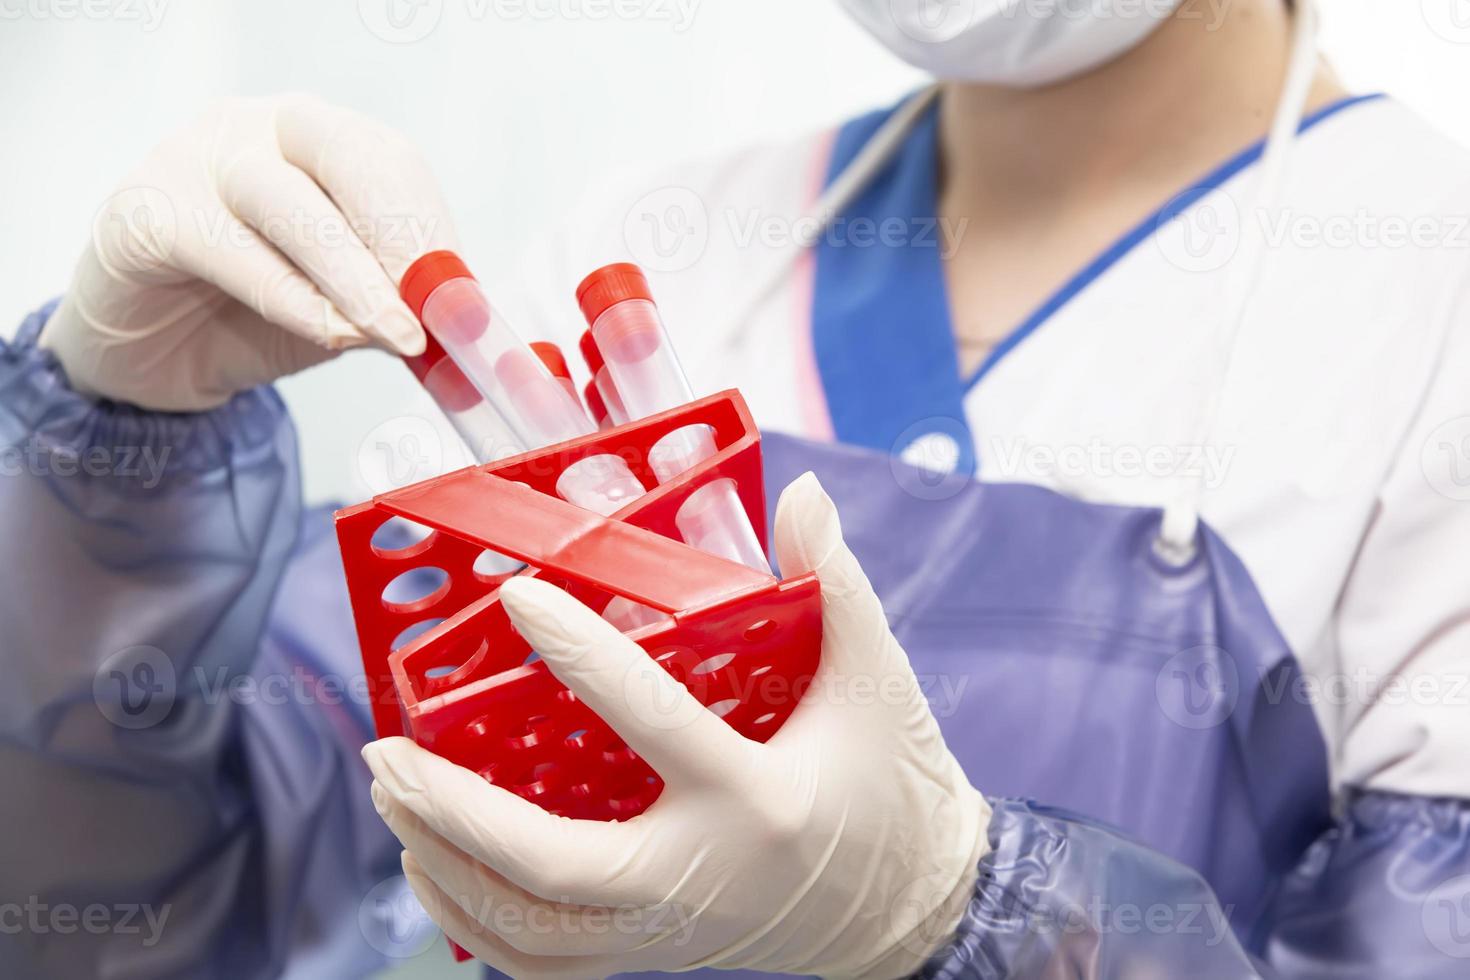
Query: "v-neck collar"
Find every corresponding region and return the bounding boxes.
[809,91,1386,474]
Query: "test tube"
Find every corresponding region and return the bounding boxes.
[401,334,524,577]
[402,332,523,465]
[400,252,646,518]
[576,264,770,572]
[530,341,581,407]
[579,330,630,426]
[584,380,613,430]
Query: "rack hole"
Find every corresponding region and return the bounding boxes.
[391,618,446,651]
[371,517,436,558]
[754,712,776,725]
[743,619,776,642]
[382,567,449,609]
[707,699,739,717]
[474,549,523,580]
[692,652,736,676]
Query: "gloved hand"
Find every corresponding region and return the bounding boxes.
[363,472,992,978]
[42,95,454,411]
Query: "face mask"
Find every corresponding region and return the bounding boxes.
[837,0,1186,87]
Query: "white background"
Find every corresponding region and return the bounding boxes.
[2,1,1469,509]
[0,2,1468,976]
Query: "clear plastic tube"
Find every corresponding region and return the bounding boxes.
[401,253,663,632]
[403,338,523,576]
[579,331,630,426]
[578,267,769,573]
[419,276,645,518]
[419,358,523,464]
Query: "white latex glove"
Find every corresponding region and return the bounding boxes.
[363,472,992,979]
[42,95,455,411]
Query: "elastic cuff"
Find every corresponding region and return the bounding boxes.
[1,300,291,485]
[911,798,1037,980]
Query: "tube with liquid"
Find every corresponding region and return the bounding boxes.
[576,263,770,572]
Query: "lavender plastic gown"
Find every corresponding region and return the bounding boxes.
[3,305,1468,979]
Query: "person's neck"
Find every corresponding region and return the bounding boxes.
[938,0,1348,223]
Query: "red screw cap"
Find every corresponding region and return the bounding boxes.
[578,330,605,375]
[576,263,653,326]
[529,341,572,382]
[583,379,608,425]
[400,250,475,320]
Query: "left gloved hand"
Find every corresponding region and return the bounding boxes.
[363,472,991,978]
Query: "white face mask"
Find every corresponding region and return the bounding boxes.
[837,0,1186,87]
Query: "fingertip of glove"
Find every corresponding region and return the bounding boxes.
[775,471,841,574]
[498,575,559,617]
[372,306,427,357]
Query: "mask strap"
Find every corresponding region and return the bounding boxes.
[1155,0,1323,562]
[704,85,940,363]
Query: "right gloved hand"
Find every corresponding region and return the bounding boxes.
[42,95,456,412]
